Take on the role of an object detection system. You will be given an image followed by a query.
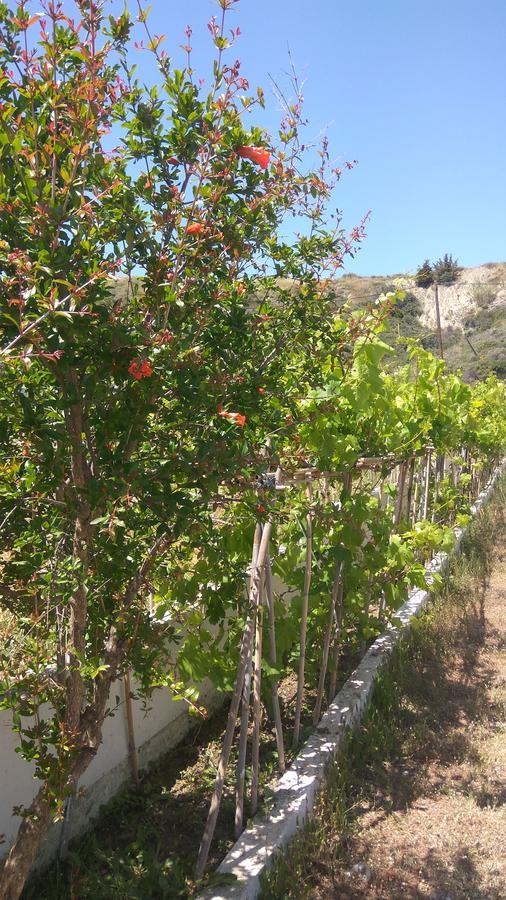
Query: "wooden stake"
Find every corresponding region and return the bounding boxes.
[328,572,345,701]
[393,461,408,526]
[422,449,432,520]
[313,559,342,725]
[195,522,272,878]
[265,557,285,771]
[123,670,139,785]
[411,459,420,524]
[360,577,372,653]
[234,523,262,839]
[378,591,386,625]
[431,454,445,523]
[234,649,252,839]
[405,457,416,526]
[250,574,264,817]
[293,482,313,748]
[312,474,351,725]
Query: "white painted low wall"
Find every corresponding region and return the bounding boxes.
[0,674,222,870]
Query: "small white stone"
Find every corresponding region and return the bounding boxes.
[351,862,372,884]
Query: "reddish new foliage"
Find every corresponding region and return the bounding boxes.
[155,330,174,345]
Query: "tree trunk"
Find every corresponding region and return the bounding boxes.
[0,714,108,900]
[0,787,55,900]
[0,370,167,898]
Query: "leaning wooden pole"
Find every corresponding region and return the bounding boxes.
[393,460,408,527]
[195,521,272,878]
[422,449,432,520]
[313,558,342,725]
[405,457,416,526]
[123,669,139,785]
[327,473,351,702]
[234,523,262,839]
[360,576,373,654]
[411,459,420,524]
[431,453,445,523]
[292,482,313,747]
[264,557,285,772]
[313,473,354,725]
[328,572,345,702]
[328,472,353,702]
[234,650,253,840]
[250,568,265,817]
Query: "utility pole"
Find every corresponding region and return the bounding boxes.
[434,281,444,359]
[433,281,445,504]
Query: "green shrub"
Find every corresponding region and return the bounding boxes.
[473,283,496,308]
[415,259,434,287]
[433,253,460,285]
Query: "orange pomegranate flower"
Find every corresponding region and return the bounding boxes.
[128,358,153,380]
[140,360,153,377]
[218,405,246,428]
[186,222,205,236]
[237,145,270,169]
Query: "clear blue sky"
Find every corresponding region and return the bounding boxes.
[116,1,506,275]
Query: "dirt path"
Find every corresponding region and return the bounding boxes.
[309,535,506,900]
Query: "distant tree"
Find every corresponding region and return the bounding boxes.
[415,259,434,287]
[433,253,460,284]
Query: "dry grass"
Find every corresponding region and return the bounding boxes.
[262,480,506,900]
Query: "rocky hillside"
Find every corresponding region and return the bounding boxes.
[333,262,506,382]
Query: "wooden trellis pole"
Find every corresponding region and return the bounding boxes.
[327,472,352,702]
[328,571,345,702]
[234,522,262,839]
[405,457,416,526]
[313,472,352,725]
[313,557,342,725]
[411,458,421,524]
[123,670,139,785]
[264,556,285,772]
[360,576,373,653]
[292,481,313,747]
[393,460,408,526]
[422,449,432,520]
[250,569,264,816]
[234,651,252,839]
[431,454,445,523]
[195,521,272,878]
